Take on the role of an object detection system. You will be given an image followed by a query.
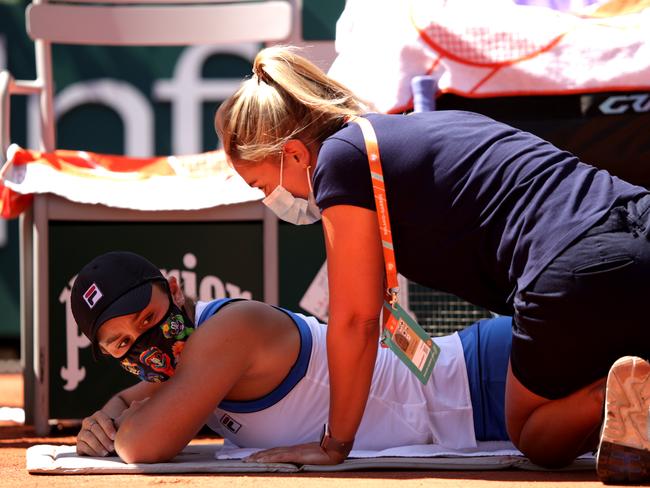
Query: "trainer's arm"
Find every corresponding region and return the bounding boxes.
[322,205,384,456]
[245,205,385,466]
[113,308,259,463]
[76,381,161,457]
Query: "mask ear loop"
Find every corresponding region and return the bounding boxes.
[306,166,314,194]
[279,150,284,188]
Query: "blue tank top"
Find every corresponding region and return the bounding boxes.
[313,111,647,313]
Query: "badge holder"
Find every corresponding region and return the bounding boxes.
[349,116,440,385]
[380,296,438,384]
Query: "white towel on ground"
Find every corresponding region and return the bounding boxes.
[26,440,596,474]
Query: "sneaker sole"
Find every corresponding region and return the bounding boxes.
[597,356,650,484]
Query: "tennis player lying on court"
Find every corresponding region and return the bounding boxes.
[71,251,515,464]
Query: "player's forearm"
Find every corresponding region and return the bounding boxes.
[100,393,130,420]
[103,382,160,421]
[326,316,379,443]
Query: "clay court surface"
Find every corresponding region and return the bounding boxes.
[0,373,633,488]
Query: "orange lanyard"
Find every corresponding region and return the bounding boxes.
[348,116,400,306]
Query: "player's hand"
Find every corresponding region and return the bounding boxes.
[76,411,116,457]
[243,442,346,465]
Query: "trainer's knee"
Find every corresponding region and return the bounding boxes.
[506,371,606,469]
[504,362,547,447]
[514,435,576,469]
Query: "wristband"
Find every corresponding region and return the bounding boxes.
[319,423,354,459]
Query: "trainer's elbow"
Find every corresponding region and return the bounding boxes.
[330,311,380,336]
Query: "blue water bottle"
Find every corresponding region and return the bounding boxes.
[411,75,438,113]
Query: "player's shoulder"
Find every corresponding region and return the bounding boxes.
[204,299,276,322]
[194,300,278,341]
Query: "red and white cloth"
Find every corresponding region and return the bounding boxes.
[328,0,650,113]
[0,144,263,218]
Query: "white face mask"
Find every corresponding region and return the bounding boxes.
[262,152,321,225]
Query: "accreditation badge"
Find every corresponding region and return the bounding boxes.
[382,301,440,384]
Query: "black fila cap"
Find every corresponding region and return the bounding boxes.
[71,251,166,357]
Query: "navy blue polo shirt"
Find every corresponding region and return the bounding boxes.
[312,111,646,314]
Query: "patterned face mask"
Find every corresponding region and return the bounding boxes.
[118,302,195,383]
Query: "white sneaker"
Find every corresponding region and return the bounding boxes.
[597,356,650,484]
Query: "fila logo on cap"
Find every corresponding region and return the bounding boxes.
[83,283,103,309]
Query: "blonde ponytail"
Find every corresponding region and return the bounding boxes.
[215,45,371,162]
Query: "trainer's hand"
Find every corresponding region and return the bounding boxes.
[243,442,345,465]
[76,411,116,457]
